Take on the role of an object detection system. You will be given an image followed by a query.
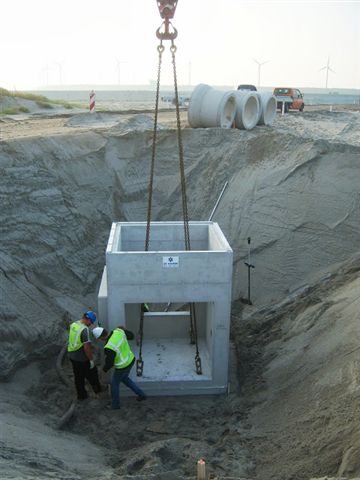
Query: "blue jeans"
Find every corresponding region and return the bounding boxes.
[111,362,145,409]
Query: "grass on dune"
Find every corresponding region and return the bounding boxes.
[0,87,75,112]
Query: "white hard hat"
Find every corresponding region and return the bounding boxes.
[92,327,104,339]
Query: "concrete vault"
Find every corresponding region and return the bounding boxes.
[98,221,233,395]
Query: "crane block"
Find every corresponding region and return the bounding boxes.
[156,0,178,20]
[156,0,178,40]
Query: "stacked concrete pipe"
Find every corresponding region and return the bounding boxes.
[188,84,236,128]
[234,91,277,129]
[233,91,260,130]
[255,92,277,126]
[188,84,277,130]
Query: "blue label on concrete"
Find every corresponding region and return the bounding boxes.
[163,256,179,268]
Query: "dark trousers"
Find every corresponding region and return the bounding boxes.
[70,359,101,400]
[111,360,146,409]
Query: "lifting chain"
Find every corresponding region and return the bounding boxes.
[137,4,202,376]
[136,42,164,377]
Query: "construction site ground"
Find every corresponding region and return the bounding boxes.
[1,101,360,479]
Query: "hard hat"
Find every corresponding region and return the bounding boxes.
[92,327,104,339]
[84,311,97,323]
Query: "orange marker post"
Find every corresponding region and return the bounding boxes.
[197,458,206,480]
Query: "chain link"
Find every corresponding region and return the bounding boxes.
[144,42,164,252]
[136,42,164,377]
[137,35,202,377]
[170,40,191,251]
[170,41,201,373]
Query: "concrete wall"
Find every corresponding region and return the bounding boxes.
[118,223,210,252]
[124,304,206,339]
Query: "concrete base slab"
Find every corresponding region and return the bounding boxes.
[120,338,227,396]
[131,338,211,381]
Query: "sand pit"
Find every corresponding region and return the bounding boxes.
[1,104,360,479]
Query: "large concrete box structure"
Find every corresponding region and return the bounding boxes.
[98,221,233,396]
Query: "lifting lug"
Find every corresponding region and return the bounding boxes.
[136,358,144,376]
[195,354,202,375]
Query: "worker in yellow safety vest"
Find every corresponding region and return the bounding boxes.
[92,326,146,409]
[67,311,102,400]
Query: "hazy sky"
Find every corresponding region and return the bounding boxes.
[0,0,359,90]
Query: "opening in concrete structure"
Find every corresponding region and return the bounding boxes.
[98,221,233,395]
[115,221,223,252]
[125,302,212,382]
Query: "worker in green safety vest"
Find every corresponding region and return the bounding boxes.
[92,326,147,409]
[67,311,102,400]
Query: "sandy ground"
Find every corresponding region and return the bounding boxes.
[0,109,186,140]
[1,100,360,479]
[0,104,359,142]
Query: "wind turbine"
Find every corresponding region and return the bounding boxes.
[115,59,128,86]
[253,58,269,88]
[40,63,50,86]
[320,57,335,89]
[54,61,63,86]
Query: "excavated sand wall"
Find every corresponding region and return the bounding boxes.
[1,116,360,379]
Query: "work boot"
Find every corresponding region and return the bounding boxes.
[77,394,89,401]
[136,395,147,402]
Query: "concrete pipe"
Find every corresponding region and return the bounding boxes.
[233,91,260,130]
[257,92,277,126]
[188,84,237,128]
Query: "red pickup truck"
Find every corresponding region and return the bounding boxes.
[273,87,305,112]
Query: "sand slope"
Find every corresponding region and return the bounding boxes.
[1,110,359,377]
[1,107,360,478]
[233,252,360,479]
[0,363,113,480]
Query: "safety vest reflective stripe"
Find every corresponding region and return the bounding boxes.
[67,321,85,352]
[105,329,134,369]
